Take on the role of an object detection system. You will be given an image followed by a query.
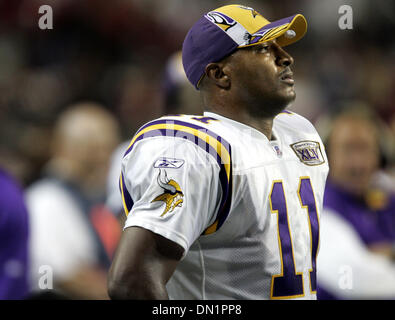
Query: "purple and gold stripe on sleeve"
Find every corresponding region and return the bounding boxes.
[123,118,232,234]
[119,173,134,216]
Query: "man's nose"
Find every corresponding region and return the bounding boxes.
[274,44,294,67]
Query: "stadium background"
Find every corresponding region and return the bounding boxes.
[0,0,394,299]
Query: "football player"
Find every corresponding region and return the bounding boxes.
[108,4,329,299]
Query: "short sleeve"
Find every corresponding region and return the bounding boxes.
[121,135,222,255]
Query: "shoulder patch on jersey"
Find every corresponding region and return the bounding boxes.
[290,141,325,166]
[151,169,184,217]
[154,157,185,169]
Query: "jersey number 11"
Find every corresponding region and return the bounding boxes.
[269,177,319,299]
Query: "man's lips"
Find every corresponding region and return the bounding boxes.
[279,70,294,85]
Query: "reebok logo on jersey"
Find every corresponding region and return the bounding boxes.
[290,141,325,166]
[154,157,185,169]
[151,169,184,217]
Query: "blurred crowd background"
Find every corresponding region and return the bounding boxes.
[0,0,394,299]
[1,0,395,186]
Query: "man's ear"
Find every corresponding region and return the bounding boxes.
[204,63,230,89]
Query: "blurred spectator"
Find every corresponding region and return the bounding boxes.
[106,51,201,221]
[388,113,395,183]
[26,102,121,299]
[162,51,202,116]
[317,106,395,299]
[0,168,29,299]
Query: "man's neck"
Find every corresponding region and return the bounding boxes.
[202,90,283,140]
[207,107,275,140]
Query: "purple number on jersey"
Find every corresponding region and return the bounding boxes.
[270,181,304,298]
[298,177,319,293]
[269,177,319,299]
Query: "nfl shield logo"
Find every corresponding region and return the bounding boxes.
[274,145,282,157]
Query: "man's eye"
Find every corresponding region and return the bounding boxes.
[257,45,269,52]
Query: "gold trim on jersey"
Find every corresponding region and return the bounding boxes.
[126,122,231,182]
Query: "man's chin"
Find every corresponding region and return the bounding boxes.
[283,89,296,104]
[247,90,296,118]
[275,92,296,113]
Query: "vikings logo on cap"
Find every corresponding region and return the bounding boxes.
[204,5,307,47]
[205,11,237,31]
[151,169,184,217]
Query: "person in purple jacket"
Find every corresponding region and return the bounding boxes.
[0,168,29,299]
[317,107,395,299]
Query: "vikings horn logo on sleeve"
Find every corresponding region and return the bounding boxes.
[151,169,184,217]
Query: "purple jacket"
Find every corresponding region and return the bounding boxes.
[323,179,395,246]
[0,169,29,299]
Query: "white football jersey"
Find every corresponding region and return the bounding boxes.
[120,111,329,300]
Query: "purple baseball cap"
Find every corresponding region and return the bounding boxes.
[182,4,307,89]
